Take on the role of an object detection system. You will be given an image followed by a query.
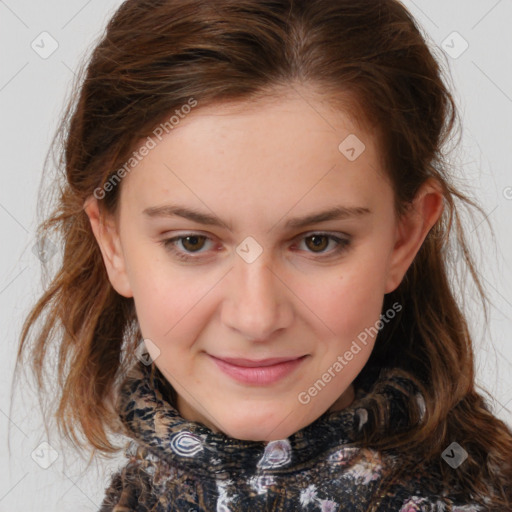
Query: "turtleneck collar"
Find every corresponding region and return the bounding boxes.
[115,360,424,479]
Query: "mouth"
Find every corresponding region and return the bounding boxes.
[208,354,308,385]
[210,355,306,367]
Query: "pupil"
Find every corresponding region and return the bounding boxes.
[309,235,327,251]
[184,236,203,251]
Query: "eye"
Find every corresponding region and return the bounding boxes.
[175,234,208,252]
[160,231,352,263]
[294,233,351,258]
[304,234,335,252]
[160,233,214,262]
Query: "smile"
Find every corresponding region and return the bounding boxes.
[208,354,308,385]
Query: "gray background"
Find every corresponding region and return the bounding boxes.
[1,0,511,510]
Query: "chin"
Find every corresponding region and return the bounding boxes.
[223,424,293,442]
[216,408,311,442]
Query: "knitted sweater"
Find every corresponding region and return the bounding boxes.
[99,361,486,512]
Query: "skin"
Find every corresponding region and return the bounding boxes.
[85,86,443,442]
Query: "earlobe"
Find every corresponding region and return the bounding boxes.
[83,196,133,298]
[384,179,444,294]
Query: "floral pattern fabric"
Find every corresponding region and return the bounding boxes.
[99,361,485,512]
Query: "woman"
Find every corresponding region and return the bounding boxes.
[15,0,512,510]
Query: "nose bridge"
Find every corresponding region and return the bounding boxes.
[223,246,288,339]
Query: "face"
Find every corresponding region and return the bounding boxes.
[87,87,442,441]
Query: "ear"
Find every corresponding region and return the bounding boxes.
[83,196,133,298]
[384,178,444,294]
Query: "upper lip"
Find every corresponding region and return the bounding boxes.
[209,355,306,367]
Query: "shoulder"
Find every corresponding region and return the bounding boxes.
[378,496,486,512]
[98,444,160,512]
[99,441,192,512]
[372,451,488,512]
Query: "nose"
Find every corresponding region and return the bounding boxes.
[221,249,293,341]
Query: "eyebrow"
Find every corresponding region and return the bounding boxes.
[143,204,372,231]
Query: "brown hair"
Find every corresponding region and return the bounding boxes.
[14,0,512,507]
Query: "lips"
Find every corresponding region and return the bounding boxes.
[211,356,305,367]
[208,354,308,385]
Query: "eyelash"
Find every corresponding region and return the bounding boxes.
[159,232,352,263]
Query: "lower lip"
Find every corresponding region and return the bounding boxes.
[209,355,307,385]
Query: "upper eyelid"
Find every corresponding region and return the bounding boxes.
[165,229,350,241]
[165,231,350,250]
[164,230,349,239]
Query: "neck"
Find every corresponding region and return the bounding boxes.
[327,383,355,413]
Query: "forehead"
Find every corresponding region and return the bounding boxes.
[119,91,390,225]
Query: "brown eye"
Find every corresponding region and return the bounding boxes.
[160,233,216,263]
[304,234,330,252]
[180,235,207,252]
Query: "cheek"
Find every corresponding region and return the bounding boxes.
[123,244,199,340]
[132,278,199,341]
[299,256,388,343]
